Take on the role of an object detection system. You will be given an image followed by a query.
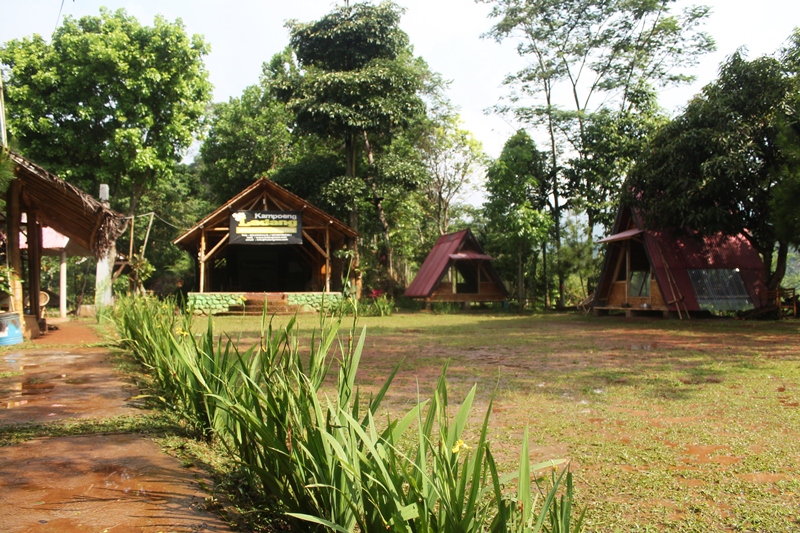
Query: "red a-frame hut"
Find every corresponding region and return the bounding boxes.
[404,229,508,307]
[593,205,768,318]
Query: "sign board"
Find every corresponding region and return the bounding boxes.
[229,211,303,245]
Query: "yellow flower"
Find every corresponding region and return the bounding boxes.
[176,328,190,337]
[452,439,470,454]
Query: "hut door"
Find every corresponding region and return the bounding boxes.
[627,240,651,300]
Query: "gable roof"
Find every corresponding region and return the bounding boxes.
[5,149,124,256]
[404,228,507,298]
[595,205,767,311]
[173,177,357,249]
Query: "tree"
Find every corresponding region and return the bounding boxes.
[420,112,487,235]
[279,1,430,287]
[200,83,293,204]
[484,130,551,308]
[481,0,714,305]
[0,8,212,215]
[626,44,800,290]
[566,89,666,237]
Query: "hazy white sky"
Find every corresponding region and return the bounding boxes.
[2,0,799,157]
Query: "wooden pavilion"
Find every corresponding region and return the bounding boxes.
[404,229,508,307]
[593,205,768,318]
[173,178,358,313]
[3,149,124,335]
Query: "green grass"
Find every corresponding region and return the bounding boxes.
[195,311,800,532]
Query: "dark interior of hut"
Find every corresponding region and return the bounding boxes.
[209,245,313,292]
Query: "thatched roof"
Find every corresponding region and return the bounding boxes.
[3,149,124,256]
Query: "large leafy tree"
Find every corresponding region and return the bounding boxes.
[484,130,551,308]
[279,1,430,285]
[200,84,293,204]
[420,111,487,236]
[482,0,714,305]
[0,8,212,215]
[626,42,800,290]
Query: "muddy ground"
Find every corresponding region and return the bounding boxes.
[0,321,231,533]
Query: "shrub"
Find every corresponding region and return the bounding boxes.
[112,295,585,532]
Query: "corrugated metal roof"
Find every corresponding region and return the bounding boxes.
[450,252,494,261]
[405,230,468,298]
[643,226,767,311]
[597,228,643,243]
[404,229,507,299]
[20,226,70,250]
[595,206,768,312]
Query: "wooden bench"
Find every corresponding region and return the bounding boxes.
[766,288,797,318]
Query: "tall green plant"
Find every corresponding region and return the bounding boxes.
[112,295,586,532]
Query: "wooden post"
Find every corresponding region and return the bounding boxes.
[60,250,67,318]
[28,211,41,321]
[199,228,206,293]
[7,180,25,335]
[325,228,331,293]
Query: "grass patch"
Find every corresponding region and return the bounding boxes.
[0,413,180,446]
[194,311,800,532]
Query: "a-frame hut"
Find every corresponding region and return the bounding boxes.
[593,205,768,318]
[173,178,358,314]
[404,229,507,307]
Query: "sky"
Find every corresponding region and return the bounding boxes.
[2,0,799,158]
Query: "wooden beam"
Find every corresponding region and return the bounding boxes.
[325,227,331,292]
[302,230,328,259]
[199,228,206,293]
[202,233,230,261]
[7,180,24,319]
[28,211,41,321]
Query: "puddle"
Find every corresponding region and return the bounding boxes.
[21,382,55,395]
[630,344,653,351]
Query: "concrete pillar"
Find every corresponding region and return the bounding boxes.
[95,243,115,307]
[94,184,114,307]
[60,250,67,318]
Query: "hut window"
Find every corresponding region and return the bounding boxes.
[688,269,754,311]
[629,270,651,297]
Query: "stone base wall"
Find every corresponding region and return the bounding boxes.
[188,293,245,315]
[187,292,343,315]
[287,292,343,313]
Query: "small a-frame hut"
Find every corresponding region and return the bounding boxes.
[593,205,768,318]
[173,178,358,313]
[404,229,507,307]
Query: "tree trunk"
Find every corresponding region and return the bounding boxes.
[768,240,789,290]
[345,133,361,298]
[517,243,525,310]
[542,242,549,310]
[363,131,395,279]
[544,93,565,308]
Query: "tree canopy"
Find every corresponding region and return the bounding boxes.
[626,35,800,289]
[0,8,212,214]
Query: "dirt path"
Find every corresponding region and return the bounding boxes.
[0,320,232,532]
